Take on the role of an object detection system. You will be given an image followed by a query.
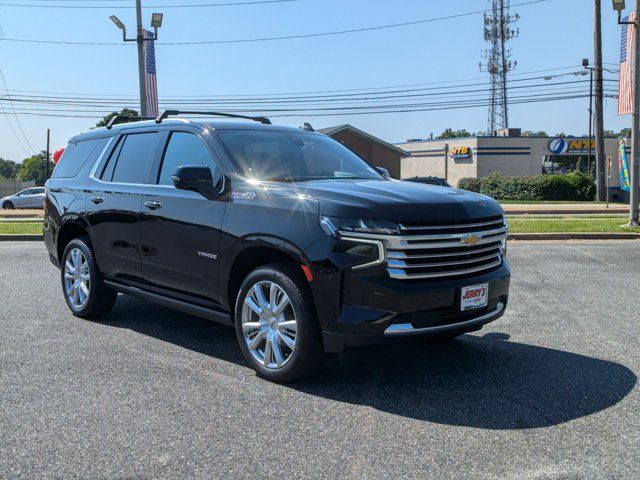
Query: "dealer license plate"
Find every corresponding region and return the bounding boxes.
[460,284,489,311]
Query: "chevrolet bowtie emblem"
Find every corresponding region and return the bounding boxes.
[461,234,482,246]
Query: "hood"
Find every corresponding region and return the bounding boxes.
[290,179,503,222]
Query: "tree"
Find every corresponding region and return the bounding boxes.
[604,130,616,137]
[0,158,21,179]
[620,128,632,138]
[439,128,473,139]
[96,108,140,128]
[19,152,55,186]
[522,130,548,137]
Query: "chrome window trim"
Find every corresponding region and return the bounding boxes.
[88,136,116,181]
[384,302,505,336]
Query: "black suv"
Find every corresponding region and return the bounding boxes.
[44,111,510,382]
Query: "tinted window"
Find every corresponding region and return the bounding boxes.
[52,138,108,179]
[109,132,159,184]
[216,130,382,182]
[158,132,217,185]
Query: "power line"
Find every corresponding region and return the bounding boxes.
[0,67,36,154]
[0,0,552,46]
[0,0,299,9]
[0,65,592,99]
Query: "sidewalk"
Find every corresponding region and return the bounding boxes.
[0,209,44,219]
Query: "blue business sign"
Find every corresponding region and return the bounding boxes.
[548,138,569,155]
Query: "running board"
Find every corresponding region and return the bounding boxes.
[104,280,233,326]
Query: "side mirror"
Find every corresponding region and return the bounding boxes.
[172,165,220,200]
[376,166,391,180]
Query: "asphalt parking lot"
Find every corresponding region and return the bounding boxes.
[1,241,639,479]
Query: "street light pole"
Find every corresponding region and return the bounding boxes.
[594,0,606,201]
[109,4,163,119]
[583,59,594,176]
[135,0,148,117]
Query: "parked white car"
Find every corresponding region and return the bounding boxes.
[1,187,45,209]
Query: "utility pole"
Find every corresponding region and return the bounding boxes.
[613,0,640,226]
[45,129,50,181]
[594,0,606,201]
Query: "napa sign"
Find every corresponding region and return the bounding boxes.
[548,138,596,155]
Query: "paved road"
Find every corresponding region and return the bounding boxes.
[1,242,639,479]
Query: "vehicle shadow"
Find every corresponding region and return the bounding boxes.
[105,296,637,430]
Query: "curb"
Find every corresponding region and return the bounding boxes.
[509,232,640,241]
[0,214,44,219]
[0,234,43,241]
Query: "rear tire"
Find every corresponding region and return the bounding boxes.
[2,201,14,210]
[234,263,322,383]
[61,237,117,319]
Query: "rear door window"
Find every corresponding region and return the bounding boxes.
[106,132,159,184]
[52,138,108,178]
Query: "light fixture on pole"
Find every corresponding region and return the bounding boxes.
[108,6,164,118]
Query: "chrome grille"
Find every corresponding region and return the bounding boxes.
[341,215,507,280]
[387,216,506,280]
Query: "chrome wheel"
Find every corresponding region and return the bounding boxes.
[64,247,90,310]
[241,280,298,369]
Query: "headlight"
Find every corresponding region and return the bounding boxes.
[319,215,399,237]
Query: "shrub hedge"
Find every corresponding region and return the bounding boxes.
[457,172,596,201]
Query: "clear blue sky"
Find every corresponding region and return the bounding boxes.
[0,0,632,161]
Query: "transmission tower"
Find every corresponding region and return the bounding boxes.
[480,0,519,134]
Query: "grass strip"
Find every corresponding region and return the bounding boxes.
[507,217,638,233]
[0,222,43,235]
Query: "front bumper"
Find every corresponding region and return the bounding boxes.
[320,261,510,353]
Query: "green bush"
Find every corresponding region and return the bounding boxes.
[457,177,482,193]
[456,172,596,201]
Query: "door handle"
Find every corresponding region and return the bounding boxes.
[90,196,103,204]
[144,200,163,210]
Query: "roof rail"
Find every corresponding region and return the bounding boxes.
[105,115,154,130]
[155,110,272,125]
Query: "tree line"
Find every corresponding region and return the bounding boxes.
[0,109,138,186]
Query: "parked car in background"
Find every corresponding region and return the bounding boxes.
[404,176,451,187]
[1,187,45,209]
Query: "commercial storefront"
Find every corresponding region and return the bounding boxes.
[395,131,630,200]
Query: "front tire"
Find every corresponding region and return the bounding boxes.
[61,237,117,318]
[234,263,322,383]
[2,201,14,210]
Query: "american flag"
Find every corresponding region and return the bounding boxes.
[618,13,636,116]
[143,29,159,118]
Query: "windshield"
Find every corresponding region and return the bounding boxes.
[216,130,383,182]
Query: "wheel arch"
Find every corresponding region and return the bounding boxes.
[56,220,92,263]
[225,237,310,313]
